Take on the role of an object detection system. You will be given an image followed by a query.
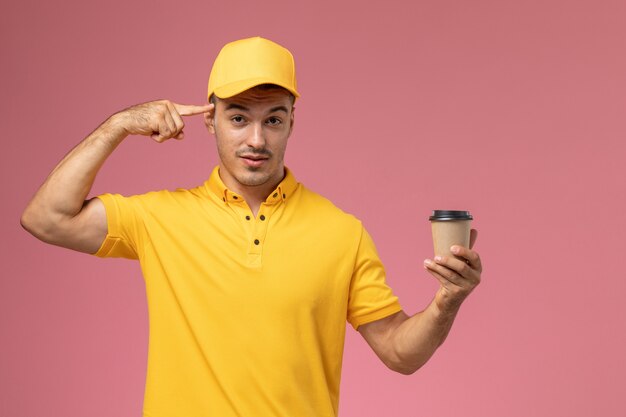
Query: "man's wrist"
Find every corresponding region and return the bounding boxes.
[432,296,462,323]
[107,111,132,136]
[94,112,130,147]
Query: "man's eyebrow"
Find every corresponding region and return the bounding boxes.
[269,106,289,114]
[223,104,289,114]
[224,103,250,112]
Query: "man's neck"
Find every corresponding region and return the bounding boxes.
[242,188,271,217]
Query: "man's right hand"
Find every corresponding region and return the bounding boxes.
[112,100,213,143]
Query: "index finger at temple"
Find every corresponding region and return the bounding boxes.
[174,103,214,116]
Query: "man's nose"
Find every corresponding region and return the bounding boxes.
[245,122,266,149]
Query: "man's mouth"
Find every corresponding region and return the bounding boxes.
[240,154,269,161]
[240,154,269,167]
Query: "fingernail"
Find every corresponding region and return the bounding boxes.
[423,259,431,266]
[451,246,459,254]
[434,256,442,262]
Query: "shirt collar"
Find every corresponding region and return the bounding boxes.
[205,166,298,205]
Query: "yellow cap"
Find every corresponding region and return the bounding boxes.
[207,37,300,100]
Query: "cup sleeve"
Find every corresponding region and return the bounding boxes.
[347,225,403,331]
[92,193,143,260]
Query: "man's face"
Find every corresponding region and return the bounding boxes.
[204,87,295,195]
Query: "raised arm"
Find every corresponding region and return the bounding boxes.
[20,100,213,254]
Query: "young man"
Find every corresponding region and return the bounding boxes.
[21,37,482,417]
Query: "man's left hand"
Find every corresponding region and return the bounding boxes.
[423,229,482,314]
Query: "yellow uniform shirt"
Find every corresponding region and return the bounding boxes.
[94,167,402,417]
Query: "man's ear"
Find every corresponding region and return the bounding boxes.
[288,106,295,135]
[204,104,216,134]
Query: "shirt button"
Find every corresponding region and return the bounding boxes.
[245,216,251,221]
[260,215,266,221]
[273,192,278,198]
[282,193,286,199]
[233,195,238,200]
[254,239,260,245]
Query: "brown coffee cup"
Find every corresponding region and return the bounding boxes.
[429,210,473,259]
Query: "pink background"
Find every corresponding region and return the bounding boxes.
[2,0,625,416]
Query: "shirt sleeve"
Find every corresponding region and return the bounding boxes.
[92,193,144,260]
[347,225,403,331]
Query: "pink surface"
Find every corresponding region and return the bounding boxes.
[2,0,625,416]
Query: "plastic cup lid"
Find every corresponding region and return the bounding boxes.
[429,210,473,221]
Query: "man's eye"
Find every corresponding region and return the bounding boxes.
[267,117,282,126]
[231,116,245,123]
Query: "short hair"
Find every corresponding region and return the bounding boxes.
[209,84,295,105]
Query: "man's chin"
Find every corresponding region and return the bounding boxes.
[237,171,271,187]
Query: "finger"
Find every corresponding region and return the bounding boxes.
[166,101,185,134]
[425,266,453,288]
[150,116,173,143]
[434,254,476,280]
[450,245,483,273]
[151,132,165,143]
[162,111,178,139]
[424,259,465,287]
[149,115,166,142]
[174,103,214,116]
[469,229,478,249]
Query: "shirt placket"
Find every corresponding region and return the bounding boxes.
[246,188,285,268]
[222,187,287,268]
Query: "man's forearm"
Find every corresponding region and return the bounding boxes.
[390,301,459,374]
[361,245,481,376]
[21,115,127,230]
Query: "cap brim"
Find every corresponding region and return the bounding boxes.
[213,77,300,99]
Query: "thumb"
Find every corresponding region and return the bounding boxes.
[469,229,478,249]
